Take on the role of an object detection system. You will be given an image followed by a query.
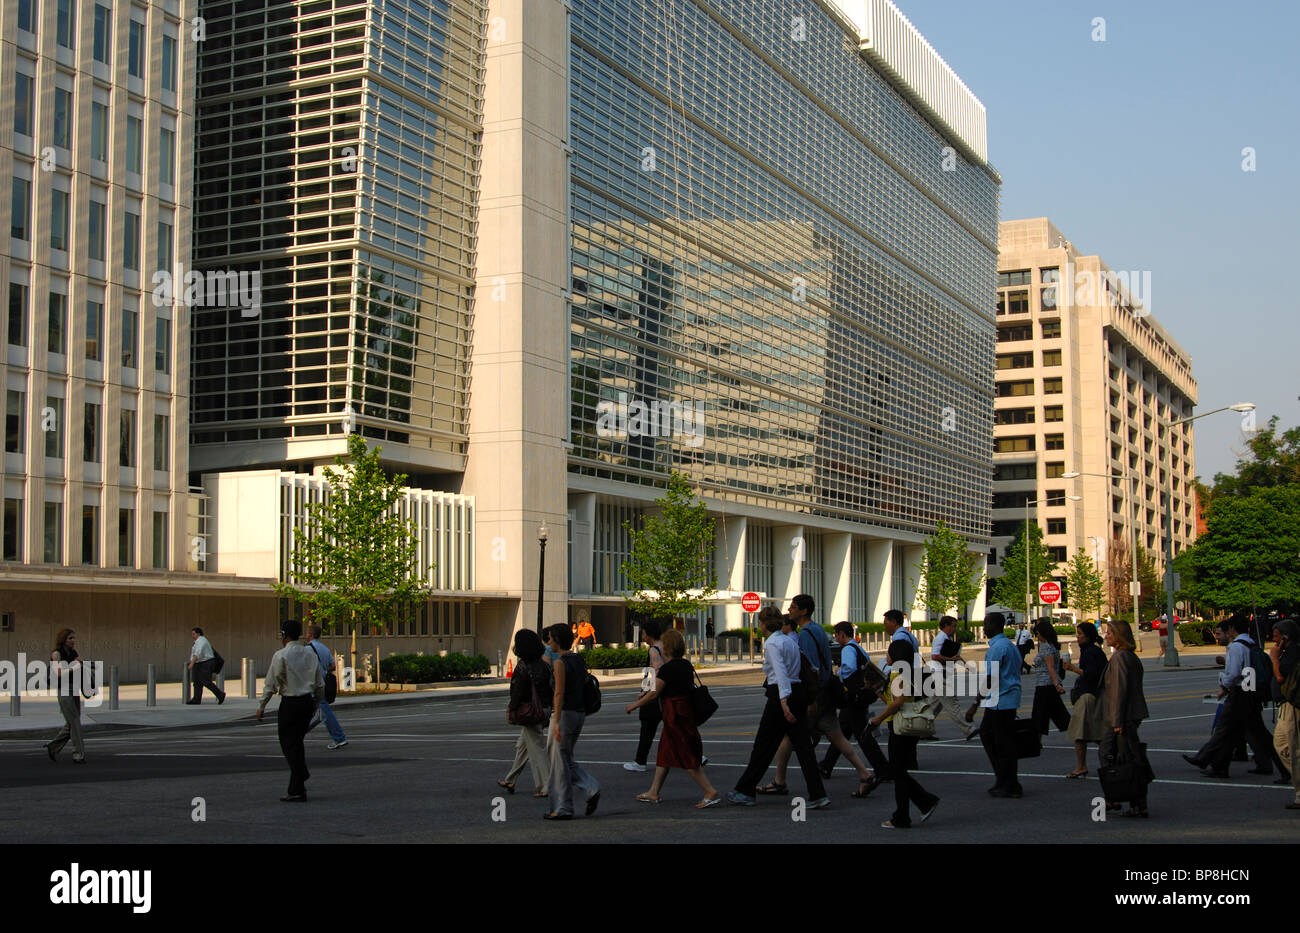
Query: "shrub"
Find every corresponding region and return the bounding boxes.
[578,647,649,669]
[1177,620,1219,646]
[378,652,491,684]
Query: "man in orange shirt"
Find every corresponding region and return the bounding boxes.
[576,619,596,651]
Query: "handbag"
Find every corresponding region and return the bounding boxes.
[1013,717,1042,758]
[690,668,719,725]
[892,698,936,737]
[507,664,547,726]
[1098,733,1155,803]
[212,651,225,675]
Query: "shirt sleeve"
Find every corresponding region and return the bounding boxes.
[259,652,283,709]
[839,644,858,681]
[769,639,792,700]
[311,660,325,702]
[1222,640,1246,688]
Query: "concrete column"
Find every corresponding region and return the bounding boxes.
[824,533,853,624]
[714,515,747,632]
[902,544,926,622]
[772,524,804,605]
[865,538,892,624]
[568,492,596,596]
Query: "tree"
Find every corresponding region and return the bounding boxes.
[952,548,987,623]
[1107,536,1162,622]
[913,520,986,620]
[1064,551,1105,618]
[1210,415,1300,500]
[991,521,1056,614]
[272,432,431,674]
[621,472,717,624]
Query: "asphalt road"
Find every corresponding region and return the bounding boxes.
[2,664,1294,844]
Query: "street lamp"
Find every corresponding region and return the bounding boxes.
[1024,494,1081,623]
[1159,403,1254,667]
[1064,469,1139,631]
[536,522,549,633]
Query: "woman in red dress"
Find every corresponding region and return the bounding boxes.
[626,628,720,808]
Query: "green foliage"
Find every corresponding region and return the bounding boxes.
[1064,551,1106,617]
[378,652,490,683]
[1175,620,1219,646]
[577,647,650,669]
[1209,415,1300,499]
[912,520,986,621]
[272,432,431,634]
[621,472,718,623]
[1179,485,1300,613]
[991,521,1057,613]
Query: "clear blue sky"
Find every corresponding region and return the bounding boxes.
[898,0,1300,481]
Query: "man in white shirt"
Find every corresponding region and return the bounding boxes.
[256,619,325,801]
[187,627,226,705]
[930,617,975,739]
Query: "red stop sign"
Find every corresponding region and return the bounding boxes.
[1038,581,1061,604]
[741,592,761,613]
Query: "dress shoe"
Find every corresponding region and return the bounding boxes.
[1181,753,1203,769]
[46,744,57,762]
[185,700,200,705]
[279,794,307,802]
[585,791,600,816]
[217,692,226,705]
[543,812,572,821]
[1248,767,1274,776]
[1274,775,1292,785]
[1199,768,1230,779]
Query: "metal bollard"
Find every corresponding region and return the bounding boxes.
[181,665,191,704]
[216,671,225,694]
[146,664,157,706]
[245,658,257,700]
[110,666,119,710]
[9,692,18,716]
[497,649,503,678]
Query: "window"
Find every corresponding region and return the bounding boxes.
[998,270,1031,287]
[155,318,171,373]
[86,301,103,360]
[15,74,34,137]
[1041,320,1061,339]
[1047,518,1066,536]
[84,403,100,463]
[82,505,99,565]
[3,498,22,561]
[1043,377,1064,394]
[118,508,135,567]
[993,462,1037,482]
[44,397,64,458]
[1007,290,1030,314]
[93,5,111,64]
[89,200,107,261]
[12,177,31,240]
[8,283,28,347]
[997,352,1033,370]
[17,0,34,32]
[121,305,138,368]
[995,436,1035,453]
[127,117,143,174]
[5,391,24,454]
[992,491,1033,510]
[1046,462,1066,479]
[1045,490,1066,506]
[57,0,75,48]
[1041,287,1057,310]
[991,520,1023,539]
[119,410,135,467]
[50,191,71,251]
[997,324,1032,343]
[1044,405,1064,422]
[153,414,169,470]
[162,35,177,91]
[124,211,141,270]
[1042,349,1062,367]
[156,221,173,274]
[1048,547,1068,564]
[159,129,175,185]
[53,88,73,149]
[91,103,109,161]
[996,380,1034,398]
[152,511,168,569]
[128,20,145,78]
[47,293,67,356]
[995,407,1035,425]
[44,502,62,563]
[1041,267,1060,283]
[1045,434,1065,450]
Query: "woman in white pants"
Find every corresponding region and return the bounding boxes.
[499,628,553,798]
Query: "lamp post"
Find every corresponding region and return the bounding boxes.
[1064,469,1139,631]
[1160,403,1254,667]
[1024,494,1081,624]
[536,522,549,633]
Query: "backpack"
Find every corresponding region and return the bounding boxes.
[1247,642,1279,707]
[844,644,882,709]
[582,671,602,715]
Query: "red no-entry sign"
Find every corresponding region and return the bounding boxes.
[1038,581,1061,604]
[741,592,761,613]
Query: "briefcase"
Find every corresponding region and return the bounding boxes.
[1013,718,1041,759]
[1098,736,1155,803]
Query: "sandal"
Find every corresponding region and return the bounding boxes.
[532,791,548,799]
[851,776,880,798]
[756,782,789,795]
[1065,769,1089,779]
[496,780,515,794]
[695,795,722,809]
[635,793,660,803]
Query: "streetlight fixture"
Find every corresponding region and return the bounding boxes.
[1064,469,1140,631]
[536,522,549,633]
[1024,494,1081,623]
[1158,403,1254,667]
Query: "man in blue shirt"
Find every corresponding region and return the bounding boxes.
[305,624,348,749]
[884,609,919,653]
[818,621,892,791]
[968,612,1023,797]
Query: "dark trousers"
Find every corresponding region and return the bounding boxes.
[277,695,315,796]
[1195,689,1276,773]
[191,659,224,703]
[980,707,1021,792]
[1032,685,1071,735]
[735,685,826,799]
[635,701,662,765]
[888,727,938,827]
[819,705,891,777]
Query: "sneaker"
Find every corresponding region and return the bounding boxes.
[623,762,647,772]
[726,791,756,807]
[585,791,601,816]
[327,740,348,750]
[807,796,831,810]
[921,798,940,822]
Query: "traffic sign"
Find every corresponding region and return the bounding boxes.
[1038,581,1061,604]
[741,592,761,613]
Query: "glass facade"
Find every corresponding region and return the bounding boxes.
[191,0,484,460]
[566,0,999,540]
